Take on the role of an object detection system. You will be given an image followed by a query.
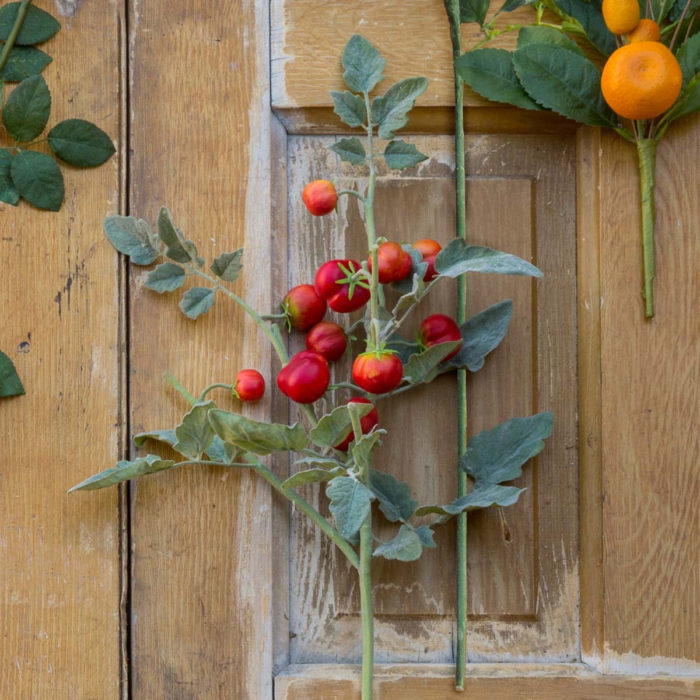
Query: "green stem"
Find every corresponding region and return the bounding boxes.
[637,138,658,319]
[0,0,32,75]
[165,372,198,404]
[198,382,233,402]
[337,188,366,202]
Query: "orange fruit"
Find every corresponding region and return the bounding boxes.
[627,18,662,43]
[601,41,683,120]
[602,0,641,34]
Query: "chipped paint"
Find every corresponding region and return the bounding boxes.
[602,647,700,677]
[54,0,83,18]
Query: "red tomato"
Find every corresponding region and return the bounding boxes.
[412,238,442,282]
[352,352,403,394]
[277,351,330,404]
[418,314,462,360]
[334,398,379,451]
[302,180,338,216]
[314,259,370,313]
[367,241,412,283]
[306,321,347,361]
[283,284,327,331]
[234,369,265,402]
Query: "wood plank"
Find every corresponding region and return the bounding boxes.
[0,1,123,697]
[128,1,274,697]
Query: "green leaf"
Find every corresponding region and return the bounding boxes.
[435,238,543,278]
[391,247,429,294]
[460,0,490,25]
[0,349,24,397]
[651,0,677,22]
[174,401,215,459]
[309,402,375,449]
[133,428,177,448]
[554,0,616,55]
[145,262,185,293]
[326,476,373,540]
[10,151,63,211]
[282,466,346,490]
[103,215,159,265]
[0,148,19,205]
[208,409,308,456]
[498,0,537,12]
[68,454,176,492]
[416,483,524,518]
[204,435,242,464]
[0,46,52,82]
[669,0,700,21]
[390,269,427,316]
[350,430,384,469]
[294,455,347,471]
[677,34,700,86]
[329,137,366,165]
[47,119,115,167]
[455,49,542,111]
[402,342,462,385]
[383,140,428,170]
[210,248,243,282]
[0,3,60,45]
[666,74,700,123]
[369,469,417,522]
[373,525,423,561]
[179,287,215,319]
[157,207,197,263]
[415,524,436,548]
[444,300,513,372]
[341,34,386,93]
[516,25,585,57]
[2,75,51,142]
[385,335,421,364]
[331,90,367,127]
[371,77,428,140]
[513,44,615,128]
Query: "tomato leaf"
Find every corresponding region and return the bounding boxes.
[210,248,243,282]
[329,137,366,166]
[179,287,215,319]
[369,469,417,523]
[133,428,240,464]
[0,349,24,397]
[342,35,386,94]
[350,430,385,469]
[282,466,346,490]
[0,149,20,205]
[309,402,375,449]
[331,90,367,127]
[48,119,115,167]
[516,25,585,57]
[10,151,63,211]
[69,454,177,492]
[371,77,428,140]
[133,428,178,449]
[0,46,52,82]
[459,0,490,25]
[416,483,525,518]
[402,342,462,385]
[103,215,160,265]
[373,524,423,561]
[2,75,51,142]
[326,476,373,540]
[174,401,215,459]
[553,0,616,55]
[145,262,186,293]
[383,140,428,170]
[157,207,199,263]
[435,238,542,277]
[0,3,60,45]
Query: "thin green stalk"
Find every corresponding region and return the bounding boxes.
[0,0,32,75]
[198,382,233,402]
[165,372,198,404]
[637,138,658,318]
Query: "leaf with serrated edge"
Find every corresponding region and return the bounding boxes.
[403,342,462,385]
[369,469,417,522]
[174,401,215,459]
[460,0,491,24]
[383,140,428,170]
[329,137,366,166]
[69,454,176,492]
[145,262,185,293]
[371,77,428,140]
[0,349,24,397]
[103,215,159,265]
[342,35,386,93]
[331,90,367,127]
[0,3,60,45]
[210,249,243,282]
[2,75,50,142]
[179,287,215,319]
[516,25,585,56]
[282,466,346,490]
[10,151,63,211]
[48,119,115,167]
[373,525,423,561]
[0,149,19,205]
[554,0,616,55]
[310,402,374,448]
[326,476,373,540]
[435,238,542,278]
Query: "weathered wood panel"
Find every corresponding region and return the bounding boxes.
[0,1,123,697]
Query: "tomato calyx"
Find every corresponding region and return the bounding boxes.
[334,260,371,301]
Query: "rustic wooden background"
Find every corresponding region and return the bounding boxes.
[2,0,699,698]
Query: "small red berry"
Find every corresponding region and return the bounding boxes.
[306,321,347,362]
[302,180,338,216]
[234,369,265,402]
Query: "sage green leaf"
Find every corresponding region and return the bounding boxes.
[10,151,63,211]
[444,300,513,372]
[415,483,524,518]
[513,44,615,127]
[373,525,423,561]
[326,476,373,540]
[403,342,462,385]
[342,34,386,93]
[677,34,700,85]
[0,3,60,45]
[516,25,585,57]
[157,207,196,263]
[145,262,185,293]
[68,454,176,492]
[204,435,242,464]
[390,270,427,316]
[554,0,616,55]
[455,49,541,111]
[47,119,115,167]
[294,455,347,470]
[0,149,19,205]
[371,77,428,140]
[383,140,428,170]
[415,524,436,548]
[350,430,384,469]
[179,287,215,319]
[0,349,24,397]
[391,247,429,294]
[103,215,159,265]
[369,469,417,522]
[331,90,367,127]
[174,401,215,459]
[0,46,52,82]
[309,401,375,449]
[2,75,51,142]
[208,409,307,456]
[665,75,700,123]
[385,335,420,364]
[133,428,177,448]
[329,137,366,166]
[210,248,243,282]
[459,0,490,25]
[435,238,542,278]
[282,466,346,490]
[463,412,553,483]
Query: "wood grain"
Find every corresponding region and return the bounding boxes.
[0,1,123,697]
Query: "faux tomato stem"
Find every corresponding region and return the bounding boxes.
[637,138,658,318]
[198,382,233,402]
[165,372,198,405]
[0,0,32,74]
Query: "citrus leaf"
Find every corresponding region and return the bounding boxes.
[371,77,428,140]
[210,248,243,282]
[331,90,367,127]
[499,0,537,12]
[174,401,215,459]
[373,525,423,561]
[2,75,50,142]
[369,469,417,522]
[676,33,700,85]
[0,3,60,45]
[383,140,428,170]
[435,238,543,277]
[651,0,677,22]
[329,137,366,165]
[665,74,700,123]
[103,215,159,265]
[0,148,20,205]
[10,151,63,211]
[403,342,462,385]
[554,0,616,55]
[309,401,374,449]
[47,119,115,167]
[0,349,24,397]
[326,476,373,540]
[68,454,176,492]
[342,34,386,93]
[516,25,585,56]
[460,0,490,24]
[0,46,51,82]
[145,262,185,293]
[282,466,346,490]
[179,287,215,319]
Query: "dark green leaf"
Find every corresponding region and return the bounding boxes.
[516,25,585,56]
[460,0,490,24]
[677,34,700,85]
[669,0,700,21]
[369,469,417,522]
[554,0,616,55]
[326,476,373,540]
[0,3,60,45]
[174,401,215,459]
[651,0,677,22]
[208,409,307,455]
[416,483,524,518]
[329,137,366,166]
[435,238,543,278]
[666,74,700,123]
[341,34,386,93]
[309,401,375,448]
[0,148,19,205]
[0,349,24,397]
[383,140,428,170]
[145,262,185,293]
[10,151,63,210]
[68,454,176,492]
[210,248,243,282]
[331,90,367,127]
[373,525,423,561]
[499,0,537,12]
[179,287,215,319]
[133,428,177,448]
[0,46,51,82]
[403,342,462,384]
[157,207,197,263]
[371,77,428,140]
[2,75,50,142]
[47,119,115,167]
[282,466,346,490]
[103,215,159,265]
[456,48,542,111]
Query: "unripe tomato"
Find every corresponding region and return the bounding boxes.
[306,320,347,361]
[367,241,412,283]
[314,259,371,313]
[302,180,338,216]
[334,398,379,451]
[277,351,330,404]
[412,238,442,281]
[418,314,462,360]
[283,284,327,331]
[352,352,403,394]
[234,369,265,402]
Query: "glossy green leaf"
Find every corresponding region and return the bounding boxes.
[157,207,197,263]
[0,349,24,397]
[416,483,524,518]
[341,34,386,93]
[103,215,159,265]
[0,3,60,45]
[383,140,428,170]
[2,75,51,142]
[402,342,462,385]
[282,466,346,490]
[677,34,700,85]
[373,525,423,561]
[516,25,585,56]
[68,454,176,492]
[554,0,616,55]
[210,248,243,282]
[369,469,417,522]
[329,137,366,165]
[145,262,185,293]
[499,0,537,12]
[174,401,215,459]
[309,401,375,448]
[179,287,215,319]
[435,238,542,278]
[326,476,373,540]
[10,151,63,211]
[330,90,367,127]
[371,77,428,140]
[460,0,490,24]
[0,46,51,82]
[0,148,19,205]
[665,74,700,123]
[651,0,677,22]
[47,119,115,167]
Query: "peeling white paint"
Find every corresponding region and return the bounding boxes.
[603,646,700,677]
